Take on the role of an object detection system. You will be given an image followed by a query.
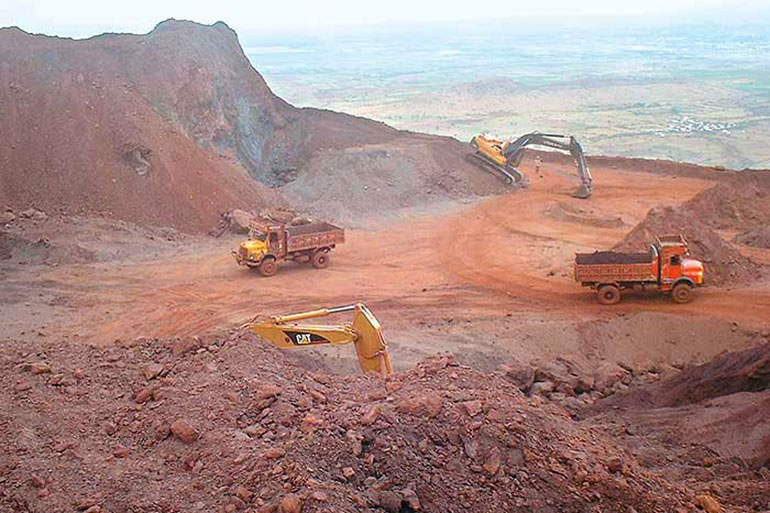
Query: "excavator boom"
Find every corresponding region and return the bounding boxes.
[246,304,393,376]
[469,131,593,198]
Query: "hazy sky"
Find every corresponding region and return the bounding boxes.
[2,0,768,38]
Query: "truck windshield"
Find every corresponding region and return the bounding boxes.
[250,231,266,242]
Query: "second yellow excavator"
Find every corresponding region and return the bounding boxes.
[470,131,594,198]
[245,303,393,376]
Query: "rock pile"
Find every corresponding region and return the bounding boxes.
[1,332,693,513]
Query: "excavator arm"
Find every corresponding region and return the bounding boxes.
[246,304,393,376]
[470,131,593,198]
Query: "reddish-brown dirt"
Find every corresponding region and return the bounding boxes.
[583,342,770,512]
[4,334,764,513]
[3,18,770,513]
[613,172,770,285]
[593,342,770,410]
[736,227,770,249]
[0,20,509,232]
[4,158,769,368]
[0,29,289,233]
[683,172,770,230]
[615,206,761,285]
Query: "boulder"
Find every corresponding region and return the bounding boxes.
[593,362,630,395]
[170,419,198,443]
[230,209,255,233]
[20,208,47,221]
[534,357,594,395]
[279,494,302,513]
[0,211,15,224]
[499,359,536,393]
[531,381,555,395]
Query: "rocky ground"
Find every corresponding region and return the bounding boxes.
[3,17,770,513]
[3,332,768,513]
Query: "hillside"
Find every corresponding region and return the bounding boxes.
[0,20,507,232]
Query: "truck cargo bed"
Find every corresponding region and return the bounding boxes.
[285,222,344,252]
[574,263,656,284]
[575,251,651,265]
[574,250,656,284]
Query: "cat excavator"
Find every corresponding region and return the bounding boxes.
[245,303,393,376]
[469,132,593,198]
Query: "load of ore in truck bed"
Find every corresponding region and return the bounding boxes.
[575,251,652,265]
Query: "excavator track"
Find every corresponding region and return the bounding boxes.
[465,150,524,186]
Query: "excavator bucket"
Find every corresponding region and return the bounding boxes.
[351,304,393,376]
[572,183,593,199]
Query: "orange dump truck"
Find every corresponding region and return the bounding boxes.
[574,235,704,304]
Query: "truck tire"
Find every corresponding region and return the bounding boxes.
[597,285,621,305]
[258,258,278,277]
[311,250,330,269]
[671,283,694,304]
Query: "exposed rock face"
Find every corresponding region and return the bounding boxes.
[0,20,507,231]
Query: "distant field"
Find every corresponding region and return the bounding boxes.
[247,26,770,169]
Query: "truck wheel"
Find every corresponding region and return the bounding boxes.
[597,285,621,305]
[311,250,330,269]
[671,283,693,304]
[258,258,278,277]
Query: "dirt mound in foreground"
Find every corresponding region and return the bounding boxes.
[584,343,770,468]
[1,333,692,513]
[615,206,761,285]
[593,342,770,410]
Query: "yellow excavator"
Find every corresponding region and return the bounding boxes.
[246,303,393,376]
[469,131,593,198]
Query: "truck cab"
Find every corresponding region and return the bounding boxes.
[654,235,704,291]
[235,222,285,267]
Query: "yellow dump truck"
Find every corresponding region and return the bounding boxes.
[233,220,344,276]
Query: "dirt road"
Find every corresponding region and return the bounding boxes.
[8,161,770,374]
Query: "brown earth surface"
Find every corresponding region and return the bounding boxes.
[583,342,770,511]
[736,227,770,249]
[3,18,770,513]
[0,20,509,232]
[0,336,704,513]
[614,172,770,285]
[3,158,770,370]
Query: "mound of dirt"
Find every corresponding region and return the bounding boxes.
[1,333,698,513]
[585,343,770,468]
[0,24,282,233]
[544,201,625,229]
[594,342,770,410]
[735,227,770,249]
[0,20,508,232]
[615,206,761,285]
[0,231,95,265]
[683,172,770,230]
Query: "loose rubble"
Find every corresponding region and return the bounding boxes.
[2,332,738,513]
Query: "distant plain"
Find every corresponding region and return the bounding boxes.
[248,25,770,169]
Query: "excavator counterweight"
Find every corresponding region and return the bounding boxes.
[470,131,593,198]
[245,304,393,376]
